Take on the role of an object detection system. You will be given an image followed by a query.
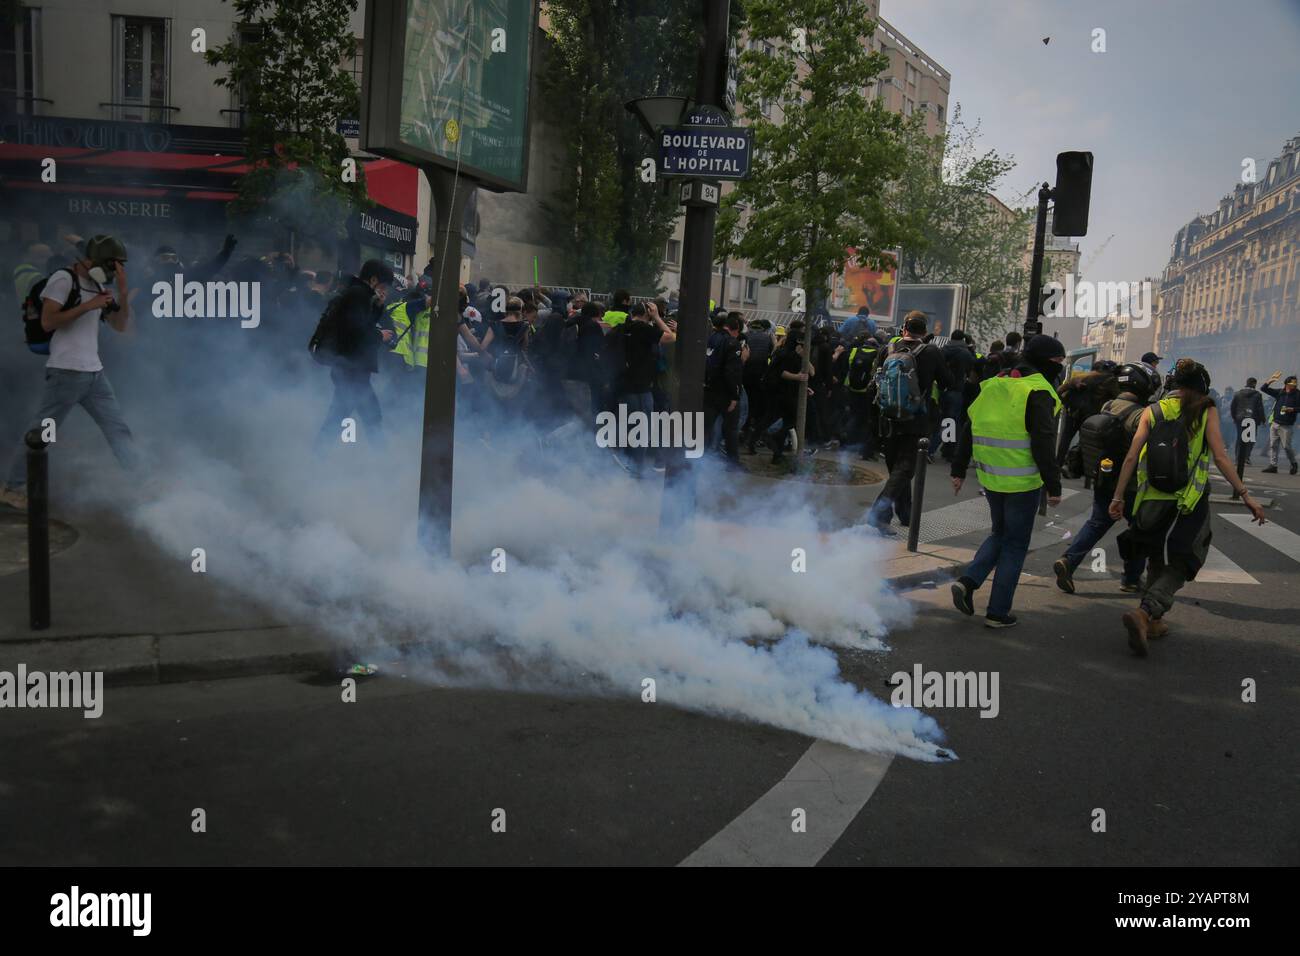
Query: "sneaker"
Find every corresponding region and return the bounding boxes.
[984,614,1018,629]
[951,580,974,616]
[1122,608,1150,657]
[869,520,898,538]
[1148,617,1169,640]
[652,465,666,474]
[1119,580,1141,593]
[1052,558,1075,594]
[0,487,27,511]
[1262,465,1278,474]
[1291,462,1298,476]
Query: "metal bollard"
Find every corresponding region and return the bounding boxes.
[25,428,50,630]
[907,438,930,553]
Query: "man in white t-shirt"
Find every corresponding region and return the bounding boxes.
[1,235,140,511]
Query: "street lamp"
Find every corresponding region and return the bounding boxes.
[624,96,689,140]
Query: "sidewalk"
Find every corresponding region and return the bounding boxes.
[0,460,969,687]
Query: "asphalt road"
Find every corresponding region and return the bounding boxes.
[1,464,1296,866]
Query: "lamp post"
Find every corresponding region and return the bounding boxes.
[627,0,732,533]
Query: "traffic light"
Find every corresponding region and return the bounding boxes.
[1053,151,1093,237]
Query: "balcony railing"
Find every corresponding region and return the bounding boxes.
[98,102,180,124]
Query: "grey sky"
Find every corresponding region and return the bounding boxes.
[881,0,1300,285]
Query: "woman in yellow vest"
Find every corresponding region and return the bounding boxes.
[949,335,1065,628]
[1109,359,1266,656]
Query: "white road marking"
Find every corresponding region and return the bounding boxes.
[679,740,893,867]
[1219,513,1300,564]
[1196,546,1260,584]
[918,488,1079,546]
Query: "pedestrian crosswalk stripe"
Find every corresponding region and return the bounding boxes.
[1197,546,1260,584]
[1218,513,1300,564]
[917,488,1079,546]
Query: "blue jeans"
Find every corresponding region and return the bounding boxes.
[1063,484,1145,585]
[6,368,140,490]
[961,487,1039,618]
[621,390,655,475]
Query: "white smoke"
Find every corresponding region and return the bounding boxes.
[41,284,951,762]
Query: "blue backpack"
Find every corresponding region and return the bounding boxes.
[874,340,927,420]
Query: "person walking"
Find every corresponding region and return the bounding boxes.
[1230,377,1267,473]
[1052,362,1159,595]
[1109,359,1266,656]
[1260,372,1299,474]
[2,235,140,511]
[949,335,1065,628]
[866,312,952,536]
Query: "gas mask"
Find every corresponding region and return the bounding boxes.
[88,263,112,284]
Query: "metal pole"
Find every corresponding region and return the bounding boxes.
[25,429,49,630]
[416,166,469,556]
[906,437,929,553]
[661,0,731,531]
[1024,182,1051,339]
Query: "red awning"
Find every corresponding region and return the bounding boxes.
[0,143,416,213]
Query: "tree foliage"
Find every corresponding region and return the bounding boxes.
[716,0,914,453]
[206,0,366,238]
[891,108,1034,341]
[542,0,707,292]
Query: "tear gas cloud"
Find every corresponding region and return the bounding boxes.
[7,249,950,761]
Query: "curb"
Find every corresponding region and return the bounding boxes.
[4,557,967,689]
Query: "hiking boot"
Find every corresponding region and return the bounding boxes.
[951,579,975,616]
[1122,608,1151,657]
[1052,558,1076,594]
[1262,465,1278,474]
[0,487,27,511]
[1291,462,1298,475]
[1119,580,1141,593]
[1148,617,1169,640]
[984,613,1018,629]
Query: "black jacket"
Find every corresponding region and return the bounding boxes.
[871,336,954,435]
[1261,382,1300,427]
[333,277,391,374]
[951,363,1062,497]
[705,330,744,401]
[1230,387,1266,428]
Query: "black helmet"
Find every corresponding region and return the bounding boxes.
[1115,362,1158,401]
[1094,359,1119,373]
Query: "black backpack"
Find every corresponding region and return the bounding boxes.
[308,294,346,365]
[1145,403,1191,494]
[846,345,878,393]
[22,269,86,355]
[1078,411,1128,483]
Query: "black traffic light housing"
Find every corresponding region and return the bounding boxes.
[1052,151,1093,237]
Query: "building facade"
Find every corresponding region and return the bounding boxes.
[1154,133,1300,387]
[0,0,426,282]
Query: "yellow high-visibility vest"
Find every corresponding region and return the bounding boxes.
[1135,397,1210,514]
[969,373,1062,492]
[391,301,431,368]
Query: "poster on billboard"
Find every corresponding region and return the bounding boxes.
[363,0,536,193]
[830,248,899,325]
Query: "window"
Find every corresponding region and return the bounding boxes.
[225,26,261,129]
[744,277,758,303]
[728,275,741,303]
[112,16,170,123]
[664,238,681,265]
[0,5,40,114]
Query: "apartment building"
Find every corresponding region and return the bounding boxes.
[1153,133,1300,387]
[0,1,425,278]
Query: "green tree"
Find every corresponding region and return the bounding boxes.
[891,108,1034,343]
[542,0,708,293]
[716,0,914,458]
[205,0,366,243]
